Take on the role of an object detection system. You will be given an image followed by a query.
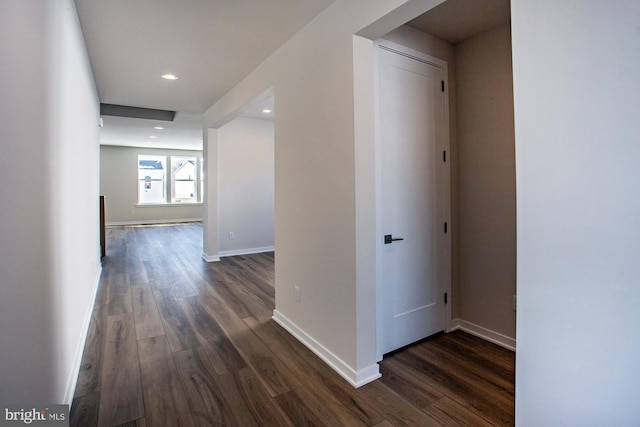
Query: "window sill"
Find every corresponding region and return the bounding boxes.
[135,203,203,208]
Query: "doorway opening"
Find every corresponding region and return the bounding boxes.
[371,0,516,358]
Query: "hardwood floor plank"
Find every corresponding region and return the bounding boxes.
[107,271,132,316]
[379,355,444,409]
[199,287,302,397]
[124,232,148,287]
[230,366,294,427]
[94,264,111,307]
[153,288,200,352]
[249,318,385,426]
[426,396,497,427]
[393,347,514,426]
[143,259,173,290]
[74,303,108,397]
[178,296,245,373]
[357,380,443,427]
[173,347,250,427]
[70,392,99,427]
[410,338,514,399]
[98,313,144,427]
[437,331,515,377]
[275,389,339,427]
[115,418,146,427]
[74,224,515,426]
[138,336,195,427]
[131,283,164,340]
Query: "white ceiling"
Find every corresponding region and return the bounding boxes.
[99,113,205,151]
[98,98,275,151]
[79,0,509,151]
[75,0,332,150]
[75,0,335,114]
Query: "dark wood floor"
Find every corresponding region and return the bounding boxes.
[70,223,514,426]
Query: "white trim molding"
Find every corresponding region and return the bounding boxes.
[273,310,381,388]
[219,246,275,258]
[202,252,221,263]
[450,318,516,352]
[106,218,202,227]
[64,264,103,405]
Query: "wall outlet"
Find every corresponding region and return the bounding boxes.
[294,286,300,303]
[512,295,517,311]
[229,231,235,239]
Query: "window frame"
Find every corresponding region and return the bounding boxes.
[136,154,204,206]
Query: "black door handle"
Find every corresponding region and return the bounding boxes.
[384,234,404,244]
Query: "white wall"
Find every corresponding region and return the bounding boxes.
[455,24,516,341]
[100,145,203,225]
[512,0,640,424]
[204,0,446,386]
[218,117,274,256]
[0,0,101,403]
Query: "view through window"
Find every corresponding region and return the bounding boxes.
[138,155,203,204]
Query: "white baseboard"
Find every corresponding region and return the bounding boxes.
[202,252,220,263]
[450,318,516,351]
[272,310,381,388]
[106,218,202,226]
[219,246,275,258]
[64,263,103,406]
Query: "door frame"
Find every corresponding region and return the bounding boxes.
[374,39,452,360]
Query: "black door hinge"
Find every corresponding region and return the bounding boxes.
[441,80,445,92]
[443,151,446,162]
[444,222,448,234]
[444,292,448,304]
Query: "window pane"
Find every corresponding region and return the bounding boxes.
[138,155,166,203]
[171,156,197,203]
[138,180,166,203]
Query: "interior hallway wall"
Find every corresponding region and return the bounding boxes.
[0,0,102,403]
[512,0,640,423]
[455,24,516,341]
[217,117,274,256]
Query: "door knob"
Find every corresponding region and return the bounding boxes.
[384,234,404,244]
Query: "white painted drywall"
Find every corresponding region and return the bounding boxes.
[0,0,101,403]
[217,118,274,255]
[204,0,446,384]
[512,0,640,424]
[202,128,219,261]
[455,24,516,340]
[100,145,203,225]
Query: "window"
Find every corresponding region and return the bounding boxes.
[138,155,167,204]
[171,156,197,203]
[138,155,204,205]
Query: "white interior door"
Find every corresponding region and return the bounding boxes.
[378,44,449,355]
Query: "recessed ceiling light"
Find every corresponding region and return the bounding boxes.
[161,74,178,80]
[149,135,157,139]
[262,109,272,114]
[154,126,164,130]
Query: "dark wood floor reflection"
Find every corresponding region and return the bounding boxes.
[70,223,514,426]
